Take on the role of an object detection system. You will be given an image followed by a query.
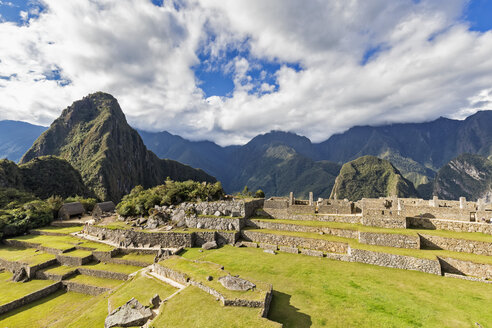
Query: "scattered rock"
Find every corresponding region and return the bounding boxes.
[197,222,204,229]
[218,275,255,291]
[206,275,213,281]
[12,267,28,282]
[150,294,161,308]
[214,211,222,217]
[263,249,276,255]
[202,241,218,250]
[104,298,153,328]
[138,217,148,225]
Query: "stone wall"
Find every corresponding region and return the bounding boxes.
[56,253,92,266]
[0,282,62,315]
[153,263,189,284]
[361,215,407,229]
[438,257,492,280]
[174,199,264,219]
[182,216,245,231]
[63,281,111,296]
[246,219,358,239]
[241,230,348,253]
[78,267,130,281]
[260,209,362,224]
[318,199,353,215]
[419,234,492,256]
[85,225,194,248]
[407,217,492,235]
[349,248,441,275]
[0,257,57,279]
[358,232,420,249]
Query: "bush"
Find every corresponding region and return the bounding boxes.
[254,189,265,198]
[116,180,225,217]
[0,200,53,237]
[65,196,97,212]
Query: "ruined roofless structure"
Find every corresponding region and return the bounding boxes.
[93,201,116,220]
[58,202,85,220]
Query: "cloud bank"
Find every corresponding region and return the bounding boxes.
[1,0,492,145]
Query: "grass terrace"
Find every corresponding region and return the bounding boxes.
[42,265,78,276]
[61,249,93,258]
[112,252,156,265]
[0,246,56,265]
[0,290,94,328]
[159,256,270,302]
[63,272,177,328]
[66,274,123,289]
[151,286,280,328]
[0,271,54,305]
[244,228,492,264]
[7,233,115,253]
[250,217,492,243]
[181,246,492,327]
[82,262,142,275]
[31,225,84,235]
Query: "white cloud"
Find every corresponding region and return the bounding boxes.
[0,0,492,145]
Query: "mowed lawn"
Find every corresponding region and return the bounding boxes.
[182,246,492,328]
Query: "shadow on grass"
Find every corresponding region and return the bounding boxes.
[269,291,312,328]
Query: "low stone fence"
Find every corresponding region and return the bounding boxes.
[78,267,129,281]
[419,234,492,256]
[85,225,194,248]
[241,230,348,254]
[246,219,358,239]
[408,217,492,235]
[56,253,92,266]
[358,232,420,249]
[63,281,111,296]
[0,282,62,315]
[438,257,492,280]
[349,248,441,275]
[153,263,272,317]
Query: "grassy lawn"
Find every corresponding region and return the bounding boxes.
[113,252,156,264]
[82,262,142,274]
[66,274,123,289]
[42,265,78,275]
[0,271,54,305]
[0,290,94,328]
[8,233,114,252]
[182,246,492,328]
[246,228,492,264]
[62,272,177,328]
[160,256,270,302]
[0,246,56,265]
[62,249,93,258]
[150,286,281,328]
[251,218,492,243]
[31,225,84,235]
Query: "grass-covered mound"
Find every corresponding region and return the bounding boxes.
[330,155,418,201]
[116,179,224,217]
[182,246,492,327]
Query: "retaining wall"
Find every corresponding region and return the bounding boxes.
[438,257,492,280]
[361,216,407,229]
[0,257,57,279]
[358,232,420,249]
[0,282,62,315]
[56,253,92,266]
[349,248,441,275]
[77,267,129,281]
[241,230,348,254]
[419,234,492,256]
[62,281,111,296]
[408,217,492,235]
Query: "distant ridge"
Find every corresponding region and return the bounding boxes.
[0,120,47,163]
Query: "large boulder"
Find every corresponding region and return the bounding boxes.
[104,298,153,328]
[12,267,28,282]
[218,275,255,291]
[202,241,218,250]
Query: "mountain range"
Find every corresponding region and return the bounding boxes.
[3,94,492,201]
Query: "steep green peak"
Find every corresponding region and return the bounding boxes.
[330,155,418,201]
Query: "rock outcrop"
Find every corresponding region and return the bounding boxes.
[218,275,255,291]
[104,298,152,328]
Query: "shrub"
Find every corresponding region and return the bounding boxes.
[254,189,265,198]
[65,196,97,212]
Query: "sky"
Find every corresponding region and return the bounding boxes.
[1,0,492,145]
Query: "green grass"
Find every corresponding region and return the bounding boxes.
[160,256,269,302]
[63,272,177,328]
[251,217,492,243]
[62,249,93,258]
[0,290,94,328]
[76,240,114,252]
[245,228,492,264]
[66,274,123,289]
[31,225,84,235]
[0,246,56,265]
[150,286,280,328]
[42,265,78,276]
[113,252,156,264]
[82,262,142,274]
[7,233,114,252]
[0,271,54,305]
[182,246,492,328]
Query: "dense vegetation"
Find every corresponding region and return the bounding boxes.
[20,92,215,202]
[330,155,419,201]
[116,180,224,217]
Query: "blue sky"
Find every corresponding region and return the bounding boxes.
[1,0,492,145]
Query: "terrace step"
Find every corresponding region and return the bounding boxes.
[35,265,78,281]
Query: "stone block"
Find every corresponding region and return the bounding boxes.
[259,243,277,251]
[278,246,299,254]
[300,249,324,257]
